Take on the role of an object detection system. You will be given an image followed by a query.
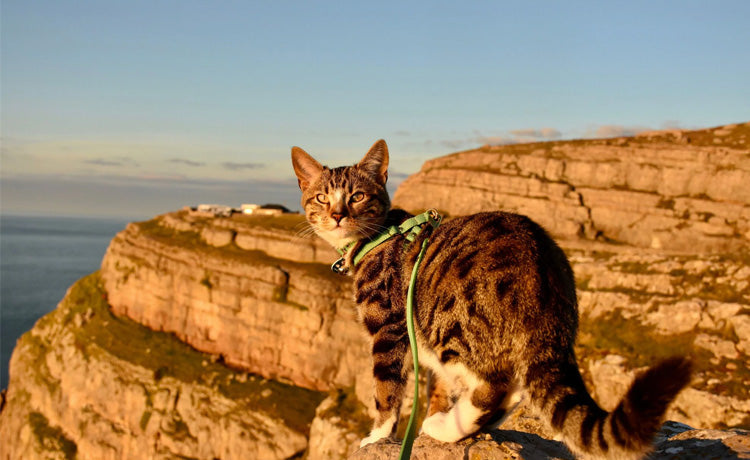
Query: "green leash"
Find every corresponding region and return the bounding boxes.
[399,236,430,459]
[332,210,441,459]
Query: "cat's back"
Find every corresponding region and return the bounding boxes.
[426,211,553,262]
[418,211,576,310]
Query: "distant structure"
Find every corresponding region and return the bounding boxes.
[241,203,290,216]
[187,203,293,218]
[194,204,234,217]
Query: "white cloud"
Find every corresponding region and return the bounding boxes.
[222,162,265,171]
[1,173,302,219]
[1,138,278,182]
[588,125,651,138]
[169,158,206,167]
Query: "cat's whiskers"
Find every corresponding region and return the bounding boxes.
[291,221,318,242]
[356,222,388,239]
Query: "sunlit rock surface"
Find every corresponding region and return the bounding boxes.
[1,123,749,459]
[0,274,323,459]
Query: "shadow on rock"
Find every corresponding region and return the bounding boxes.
[349,430,573,460]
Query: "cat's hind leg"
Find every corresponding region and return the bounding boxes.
[422,370,512,442]
[426,369,452,416]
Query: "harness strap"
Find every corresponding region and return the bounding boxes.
[332,209,441,273]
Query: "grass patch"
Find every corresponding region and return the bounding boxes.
[573,309,747,396]
[139,410,152,431]
[319,388,372,435]
[614,261,655,274]
[199,272,213,290]
[231,213,308,232]
[135,216,343,285]
[656,198,675,210]
[576,310,707,369]
[60,272,325,435]
[28,412,78,459]
[136,217,203,249]
[574,309,750,401]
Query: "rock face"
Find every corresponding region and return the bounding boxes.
[100,212,369,392]
[0,273,322,460]
[351,421,750,460]
[393,123,750,252]
[2,123,749,459]
[570,249,750,429]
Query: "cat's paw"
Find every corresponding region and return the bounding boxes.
[359,415,397,448]
[359,433,385,448]
[421,412,465,443]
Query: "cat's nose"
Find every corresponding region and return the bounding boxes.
[331,212,345,223]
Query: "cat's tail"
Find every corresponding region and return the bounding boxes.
[526,356,692,460]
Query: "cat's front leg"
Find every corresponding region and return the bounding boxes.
[359,325,409,448]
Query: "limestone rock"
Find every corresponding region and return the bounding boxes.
[0,274,321,460]
[652,422,750,459]
[100,212,368,392]
[4,124,750,460]
[393,123,750,252]
[349,431,574,460]
[96,208,750,434]
[349,422,750,460]
[307,390,370,460]
[587,355,750,429]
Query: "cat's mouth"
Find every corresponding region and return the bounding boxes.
[326,224,355,237]
[316,225,357,248]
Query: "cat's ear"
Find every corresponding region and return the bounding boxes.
[291,146,324,191]
[358,139,389,186]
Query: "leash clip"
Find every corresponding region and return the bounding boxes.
[331,257,348,275]
[427,208,443,227]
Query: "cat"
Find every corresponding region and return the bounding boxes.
[291,139,692,459]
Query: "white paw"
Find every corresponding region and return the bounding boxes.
[421,412,464,443]
[359,433,385,448]
[359,414,397,448]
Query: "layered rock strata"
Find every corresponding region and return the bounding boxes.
[0,273,322,460]
[100,212,366,392]
[100,208,750,434]
[393,123,750,252]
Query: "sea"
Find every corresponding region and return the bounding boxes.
[0,214,132,390]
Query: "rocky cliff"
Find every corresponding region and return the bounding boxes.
[1,123,749,459]
[393,123,750,252]
[99,212,365,392]
[0,273,323,460]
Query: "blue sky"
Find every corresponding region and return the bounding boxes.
[2,0,749,218]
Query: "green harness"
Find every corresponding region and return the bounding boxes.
[332,209,442,460]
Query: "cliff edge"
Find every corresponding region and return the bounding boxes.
[394,123,750,252]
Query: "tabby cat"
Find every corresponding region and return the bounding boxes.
[291,140,691,459]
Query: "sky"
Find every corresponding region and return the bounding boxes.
[2,0,749,219]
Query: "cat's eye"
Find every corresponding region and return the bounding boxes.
[350,192,365,203]
[316,194,328,204]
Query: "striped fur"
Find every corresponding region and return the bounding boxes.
[291,140,692,459]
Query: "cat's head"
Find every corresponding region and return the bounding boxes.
[291,140,391,249]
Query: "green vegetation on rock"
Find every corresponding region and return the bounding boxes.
[577,310,707,369]
[28,412,78,460]
[135,216,342,284]
[319,388,372,435]
[48,272,325,435]
[576,309,749,401]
